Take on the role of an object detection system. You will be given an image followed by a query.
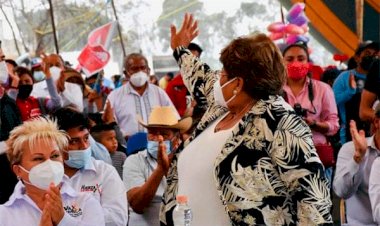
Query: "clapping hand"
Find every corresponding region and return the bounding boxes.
[156,135,171,175]
[43,183,65,225]
[102,100,115,123]
[170,13,199,50]
[349,72,357,89]
[39,207,53,226]
[350,120,368,163]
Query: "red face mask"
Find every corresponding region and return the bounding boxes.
[286,61,309,80]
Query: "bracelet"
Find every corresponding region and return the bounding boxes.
[9,86,18,89]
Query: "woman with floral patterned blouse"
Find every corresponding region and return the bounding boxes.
[159,13,332,226]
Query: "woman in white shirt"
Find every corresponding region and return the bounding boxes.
[160,14,332,226]
[0,117,105,226]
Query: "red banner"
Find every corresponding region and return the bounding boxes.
[78,44,110,76]
[78,21,116,76]
[88,21,116,49]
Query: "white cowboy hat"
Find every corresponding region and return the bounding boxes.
[137,106,192,133]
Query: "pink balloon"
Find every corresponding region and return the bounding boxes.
[269,32,284,41]
[285,24,304,35]
[287,3,305,21]
[285,35,298,44]
[267,22,286,33]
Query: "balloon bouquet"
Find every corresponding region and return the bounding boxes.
[267,3,310,50]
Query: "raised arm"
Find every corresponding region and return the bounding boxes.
[332,71,356,106]
[41,58,62,111]
[333,120,368,198]
[170,13,219,108]
[124,136,169,213]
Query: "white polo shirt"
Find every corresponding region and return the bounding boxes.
[107,82,179,137]
[0,181,105,226]
[63,157,128,226]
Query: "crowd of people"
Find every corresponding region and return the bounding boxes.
[0,13,379,226]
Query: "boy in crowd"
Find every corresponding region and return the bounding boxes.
[91,123,127,178]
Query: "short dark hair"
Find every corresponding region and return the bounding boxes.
[220,33,286,100]
[188,43,203,56]
[90,123,115,142]
[90,123,115,133]
[282,42,310,62]
[355,41,379,56]
[15,66,33,81]
[124,53,149,71]
[52,107,90,131]
[321,67,340,84]
[5,59,17,68]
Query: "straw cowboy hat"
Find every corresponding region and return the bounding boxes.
[137,106,192,133]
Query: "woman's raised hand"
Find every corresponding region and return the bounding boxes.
[170,13,199,50]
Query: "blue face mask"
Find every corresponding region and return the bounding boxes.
[64,147,92,169]
[147,140,172,159]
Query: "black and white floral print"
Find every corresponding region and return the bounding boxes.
[160,46,332,226]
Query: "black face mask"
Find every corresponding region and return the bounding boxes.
[17,84,33,99]
[360,56,375,71]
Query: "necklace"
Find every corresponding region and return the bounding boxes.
[214,100,255,132]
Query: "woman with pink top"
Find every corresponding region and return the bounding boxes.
[282,42,339,185]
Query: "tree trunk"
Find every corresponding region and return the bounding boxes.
[0,6,21,55]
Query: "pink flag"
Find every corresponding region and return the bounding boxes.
[78,44,110,76]
[87,21,117,49]
[78,21,117,76]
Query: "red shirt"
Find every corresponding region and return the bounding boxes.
[166,74,187,117]
[16,96,43,121]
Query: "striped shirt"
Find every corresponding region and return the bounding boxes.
[110,151,127,178]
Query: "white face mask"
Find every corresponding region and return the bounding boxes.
[0,61,9,84]
[19,159,64,190]
[130,71,148,87]
[213,77,237,108]
[61,82,84,112]
[49,66,62,82]
[33,71,46,82]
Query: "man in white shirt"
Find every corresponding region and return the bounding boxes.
[53,107,128,226]
[123,106,191,226]
[334,104,380,225]
[106,53,179,138]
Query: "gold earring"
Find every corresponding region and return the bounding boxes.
[233,90,238,95]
